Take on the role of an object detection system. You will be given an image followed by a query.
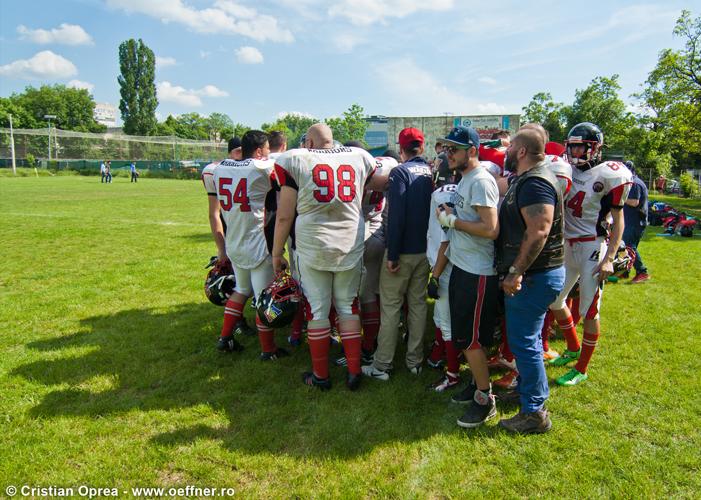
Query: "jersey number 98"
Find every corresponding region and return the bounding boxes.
[312,164,356,203]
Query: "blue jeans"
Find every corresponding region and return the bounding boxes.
[623,223,648,274]
[505,266,565,413]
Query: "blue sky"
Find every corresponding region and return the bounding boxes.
[0,0,696,127]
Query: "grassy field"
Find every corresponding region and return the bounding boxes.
[1,176,699,498]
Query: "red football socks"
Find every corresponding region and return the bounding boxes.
[221,299,244,338]
[556,314,581,352]
[575,330,600,374]
[307,323,331,379]
[255,316,277,353]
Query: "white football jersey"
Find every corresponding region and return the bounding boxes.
[214,158,275,269]
[201,161,221,195]
[481,160,512,178]
[427,184,457,268]
[545,154,573,197]
[275,146,376,271]
[362,156,398,234]
[564,161,632,239]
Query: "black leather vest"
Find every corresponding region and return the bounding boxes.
[496,161,564,274]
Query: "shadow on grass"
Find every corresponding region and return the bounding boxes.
[181,232,216,244]
[12,302,503,458]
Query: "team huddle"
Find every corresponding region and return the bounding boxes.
[201,120,632,434]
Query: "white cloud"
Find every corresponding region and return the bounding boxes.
[0,50,78,79]
[478,76,497,86]
[198,84,228,97]
[332,33,365,53]
[236,46,263,64]
[17,23,93,45]
[375,57,508,116]
[200,50,212,59]
[328,0,454,25]
[276,111,317,120]
[106,0,294,42]
[157,81,229,107]
[67,79,95,92]
[156,56,177,67]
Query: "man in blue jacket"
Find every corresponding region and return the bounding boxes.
[363,128,433,380]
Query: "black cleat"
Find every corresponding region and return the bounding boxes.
[260,347,290,361]
[346,372,362,391]
[234,318,256,337]
[217,336,244,353]
[302,371,332,391]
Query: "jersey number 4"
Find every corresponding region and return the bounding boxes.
[567,190,585,218]
[312,164,356,202]
[219,178,251,212]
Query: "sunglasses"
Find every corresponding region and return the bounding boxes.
[445,145,473,154]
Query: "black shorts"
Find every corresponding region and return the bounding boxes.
[448,266,499,350]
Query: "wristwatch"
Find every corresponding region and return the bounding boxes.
[508,265,522,276]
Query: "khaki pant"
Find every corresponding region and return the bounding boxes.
[373,252,429,371]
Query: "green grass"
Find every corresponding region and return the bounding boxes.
[1,176,700,498]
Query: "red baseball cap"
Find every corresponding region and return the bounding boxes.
[398,127,425,149]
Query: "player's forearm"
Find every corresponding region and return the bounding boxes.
[605,210,625,261]
[272,215,293,257]
[208,214,226,258]
[432,242,449,278]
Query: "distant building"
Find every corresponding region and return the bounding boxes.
[94,102,118,127]
[364,114,520,156]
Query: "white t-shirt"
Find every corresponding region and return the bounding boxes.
[427,184,456,268]
[564,160,632,239]
[214,158,275,268]
[446,167,499,276]
[274,146,376,271]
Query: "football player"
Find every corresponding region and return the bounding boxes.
[214,130,288,360]
[201,137,242,264]
[272,123,388,390]
[548,122,632,386]
[426,182,460,391]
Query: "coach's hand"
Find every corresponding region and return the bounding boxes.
[427,275,440,299]
[502,273,522,296]
[386,260,400,273]
[273,255,288,274]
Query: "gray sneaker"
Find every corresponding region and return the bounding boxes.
[451,380,477,404]
[499,408,552,434]
[408,364,423,376]
[361,364,390,381]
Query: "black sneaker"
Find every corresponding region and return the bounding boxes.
[302,371,332,391]
[234,318,256,337]
[334,355,348,367]
[361,348,374,365]
[451,380,477,404]
[260,347,290,361]
[217,336,244,353]
[346,372,362,391]
[499,408,552,434]
[457,398,497,428]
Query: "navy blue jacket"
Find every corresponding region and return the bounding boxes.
[386,157,433,261]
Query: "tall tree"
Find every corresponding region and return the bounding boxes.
[262,112,316,147]
[639,10,701,165]
[521,92,567,143]
[118,39,158,135]
[564,75,633,152]
[325,104,368,145]
[2,84,104,132]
